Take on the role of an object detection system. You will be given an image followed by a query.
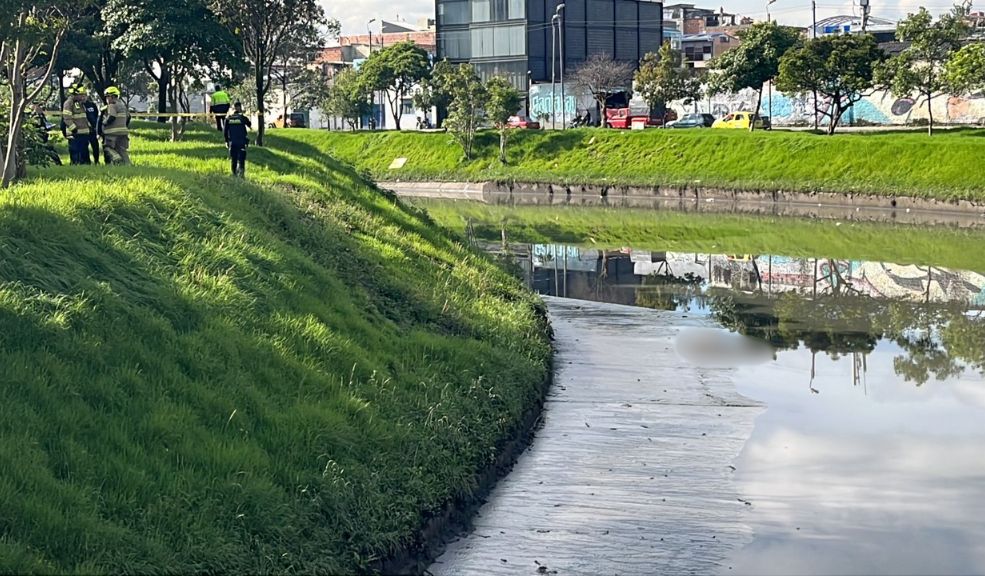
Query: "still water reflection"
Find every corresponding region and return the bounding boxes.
[498,243,985,575]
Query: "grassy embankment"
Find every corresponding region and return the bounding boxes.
[416,201,985,273]
[0,124,551,573]
[277,128,985,203]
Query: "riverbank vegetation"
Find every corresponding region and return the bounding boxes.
[280,128,985,203]
[0,124,551,572]
[414,201,985,272]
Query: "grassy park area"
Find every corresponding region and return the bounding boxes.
[0,124,551,572]
[278,127,985,203]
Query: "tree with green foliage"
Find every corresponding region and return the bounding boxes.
[212,0,330,146]
[635,42,703,112]
[571,53,634,128]
[485,76,522,164]
[1,0,77,188]
[945,42,985,98]
[359,41,431,131]
[777,34,883,135]
[106,0,241,138]
[444,63,486,160]
[876,6,969,136]
[413,59,455,128]
[708,21,801,131]
[321,67,370,130]
[55,2,125,100]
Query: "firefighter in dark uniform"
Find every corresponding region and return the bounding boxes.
[223,101,251,177]
[83,91,101,164]
[61,86,91,165]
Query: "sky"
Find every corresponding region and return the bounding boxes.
[322,0,964,37]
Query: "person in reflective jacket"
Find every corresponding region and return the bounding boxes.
[97,86,131,165]
[61,86,92,165]
[223,101,251,177]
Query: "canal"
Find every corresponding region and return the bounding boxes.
[430,224,985,575]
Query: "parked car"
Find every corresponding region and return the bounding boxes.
[507,115,540,129]
[666,113,716,129]
[712,111,769,130]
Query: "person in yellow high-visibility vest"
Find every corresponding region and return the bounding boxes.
[210,84,231,131]
[61,86,92,165]
[98,86,131,165]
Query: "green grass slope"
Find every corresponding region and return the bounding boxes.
[0,124,551,573]
[415,201,985,273]
[276,128,985,202]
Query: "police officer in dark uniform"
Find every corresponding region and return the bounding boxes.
[223,101,252,177]
[83,91,101,164]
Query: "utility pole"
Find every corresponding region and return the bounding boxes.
[767,0,775,126]
[551,14,558,130]
[368,18,377,130]
[860,0,870,32]
[557,3,567,130]
[812,0,818,131]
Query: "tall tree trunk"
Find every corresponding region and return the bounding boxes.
[281,72,288,120]
[255,65,266,147]
[751,85,763,132]
[156,63,170,123]
[3,41,27,189]
[927,94,934,136]
[499,129,507,163]
[391,87,402,131]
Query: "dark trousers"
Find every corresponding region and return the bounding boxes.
[88,132,100,164]
[212,104,230,131]
[229,144,247,177]
[68,135,91,165]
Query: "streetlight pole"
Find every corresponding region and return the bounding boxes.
[812,1,818,130]
[368,18,376,130]
[557,3,566,129]
[551,14,558,129]
[766,0,775,128]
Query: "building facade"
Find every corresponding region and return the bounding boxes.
[436,0,663,93]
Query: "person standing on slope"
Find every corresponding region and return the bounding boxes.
[83,90,101,164]
[61,86,92,165]
[224,101,251,178]
[98,86,131,165]
[210,84,231,132]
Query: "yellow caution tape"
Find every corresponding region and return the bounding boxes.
[45,111,222,118]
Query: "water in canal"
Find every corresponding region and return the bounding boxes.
[499,244,985,575]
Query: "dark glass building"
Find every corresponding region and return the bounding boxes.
[436,0,664,92]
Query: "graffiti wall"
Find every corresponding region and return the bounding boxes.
[528,83,595,126]
[671,84,985,126]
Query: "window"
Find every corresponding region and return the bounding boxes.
[492,24,525,56]
[472,0,490,22]
[471,27,494,57]
[440,30,470,58]
[439,1,469,25]
[401,99,415,116]
[509,0,524,19]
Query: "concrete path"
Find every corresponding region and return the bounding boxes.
[431,298,763,576]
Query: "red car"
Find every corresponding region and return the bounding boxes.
[507,115,541,129]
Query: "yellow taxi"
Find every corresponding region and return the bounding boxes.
[711,111,770,130]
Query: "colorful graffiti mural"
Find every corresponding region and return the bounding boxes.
[672,84,985,126]
[528,83,593,126]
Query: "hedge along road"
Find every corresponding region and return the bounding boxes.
[277,127,985,204]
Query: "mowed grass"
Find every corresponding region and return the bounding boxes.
[416,200,985,273]
[0,123,551,573]
[276,127,985,202]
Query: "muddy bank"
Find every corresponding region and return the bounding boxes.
[383,181,985,228]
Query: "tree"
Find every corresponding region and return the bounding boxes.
[777,34,883,135]
[444,63,486,160]
[413,59,455,128]
[635,42,703,112]
[571,53,634,127]
[708,21,801,131]
[321,67,370,130]
[876,6,969,136]
[214,0,330,146]
[56,2,124,98]
[1,0,75,188]
[359,41,431,131]
[106,0,242,138]
[945,42,985,97]
[485,76,521,164]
